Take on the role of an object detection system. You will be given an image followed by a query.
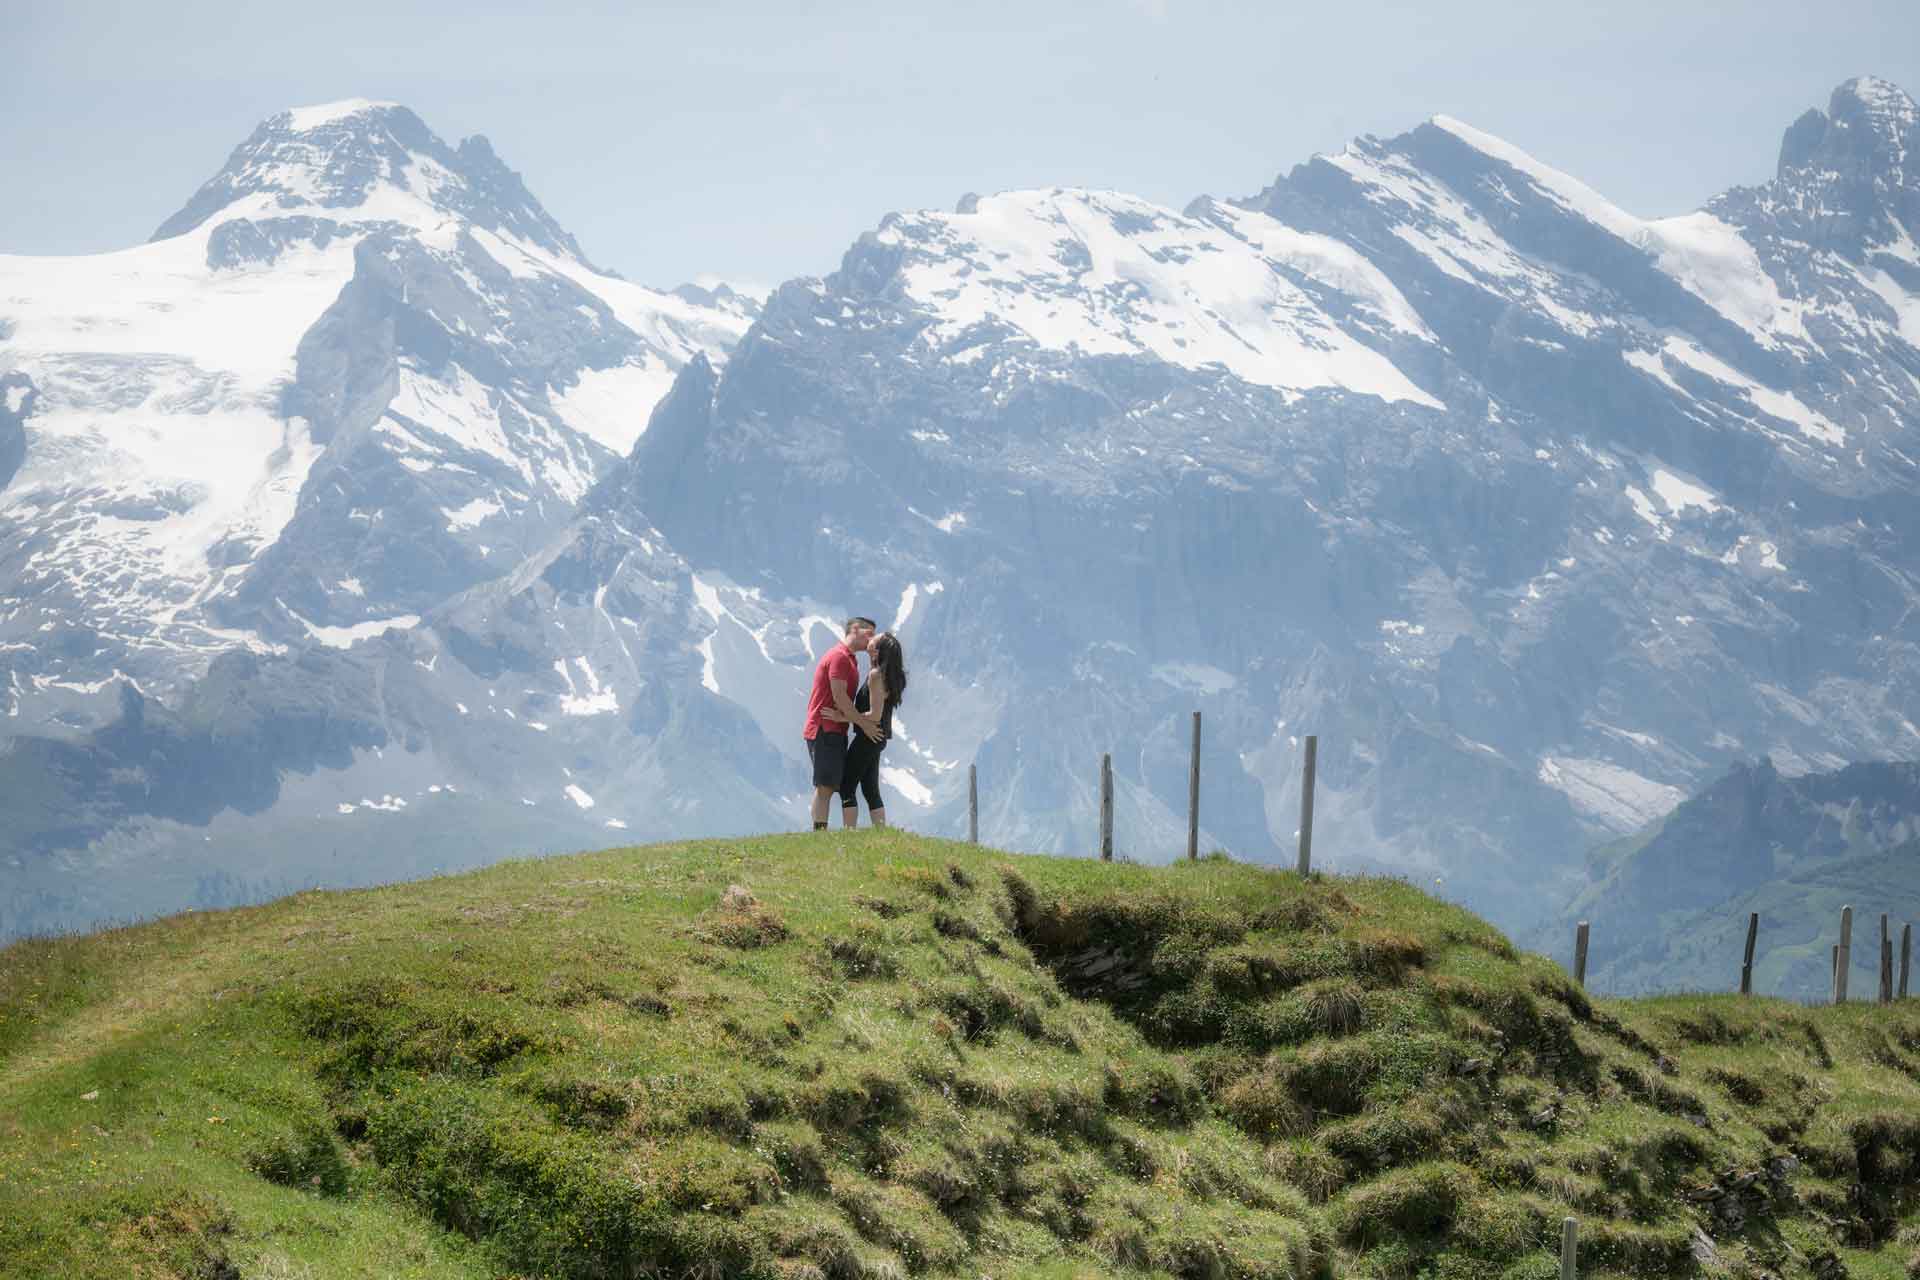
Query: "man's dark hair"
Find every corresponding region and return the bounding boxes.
[843,616,877,634]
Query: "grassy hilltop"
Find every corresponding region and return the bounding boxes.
[4,833,1920,1280]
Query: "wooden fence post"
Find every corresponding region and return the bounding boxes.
[1881,915,1894,1005]
[1296,734,1318,876]
[1099,753,1114,862]
[1574,922,1590,988]
[1740,912,1759,995]
[1902,923,1912,1000]
[1187,711,1201,861]
[1560,1216,1577,1280]
[1837,906,1853,1003]
[967,764,978,845]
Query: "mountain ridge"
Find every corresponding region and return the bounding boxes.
[3,80,1919,944]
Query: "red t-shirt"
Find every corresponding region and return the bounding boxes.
[803,642,858,739]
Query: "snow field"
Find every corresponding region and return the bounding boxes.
[882,188,1444,409]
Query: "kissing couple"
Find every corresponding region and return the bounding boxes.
[800,616,909,831]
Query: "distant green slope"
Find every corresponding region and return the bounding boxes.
[4,832,1920,1280]
[1543,759,1920,999]
[1569,844,1920,999]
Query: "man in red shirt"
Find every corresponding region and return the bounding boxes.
[803,617,885,829]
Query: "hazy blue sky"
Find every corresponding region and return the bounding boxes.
[6,1,1918,290]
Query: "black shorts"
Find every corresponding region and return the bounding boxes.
[807,731,849,788]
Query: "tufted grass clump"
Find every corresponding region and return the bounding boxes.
[245,1116,352,1196]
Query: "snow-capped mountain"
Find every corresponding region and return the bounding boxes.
[618,75,1920,913]
[4,81,1918,943]
[151,99,593,259]
[0,100,756,725]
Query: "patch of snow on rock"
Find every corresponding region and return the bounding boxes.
[292,611,421,649]
[1659,338,1844,446]
[1650,469,1719,515]
[1151,662,1237,695]
[549,359,676,455]
[1536,755,1684,830]
[697,636,720,693]
[444,497,502,531]
[286,99,400,132]
[880,765,934,807]
[556,656,618,716]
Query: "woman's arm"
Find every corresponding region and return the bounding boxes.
[864,669,889,740]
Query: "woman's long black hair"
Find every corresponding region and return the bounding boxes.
[873,632,907,709]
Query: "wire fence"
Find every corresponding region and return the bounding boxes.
[955,714,1914,1008]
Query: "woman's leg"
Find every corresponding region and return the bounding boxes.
[861,755,887,827]
[840,737,874,828]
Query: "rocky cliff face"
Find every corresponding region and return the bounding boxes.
[3,83,1918,944]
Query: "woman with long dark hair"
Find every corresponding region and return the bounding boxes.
[839,630,907,828]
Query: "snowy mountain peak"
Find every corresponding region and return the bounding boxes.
[1,98,763,727]
[1832,76,1920,144]
[150,100,588,265]
[1761,78,1919,254]
[1779,77,1919,179]
[862,186,1442,406]
[282,98,404,132]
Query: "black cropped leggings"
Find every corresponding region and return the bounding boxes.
[839,733,885,811]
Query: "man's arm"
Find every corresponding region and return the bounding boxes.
[830,678,884,740]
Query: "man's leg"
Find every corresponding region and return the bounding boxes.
[808,732,848,830]
[807,737,831,829]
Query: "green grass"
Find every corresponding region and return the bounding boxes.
[4,831,1920,1279]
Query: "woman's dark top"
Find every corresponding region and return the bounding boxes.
[855,679,894,744]
[840,677,894,811]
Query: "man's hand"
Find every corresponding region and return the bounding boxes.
[829,677,873,738]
